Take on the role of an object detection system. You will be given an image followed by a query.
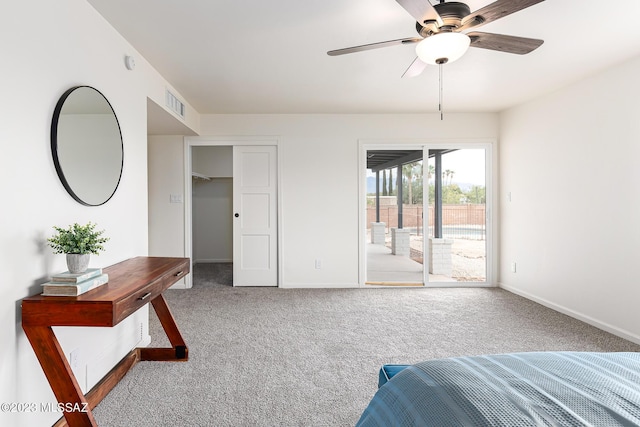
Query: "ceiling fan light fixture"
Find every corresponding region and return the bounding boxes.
[415,32,471,65]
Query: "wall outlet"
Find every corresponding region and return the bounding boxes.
[511,262,517,273]
[69,348,81,369]
[315,259,322,269]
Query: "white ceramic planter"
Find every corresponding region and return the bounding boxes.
[66,253,90,274]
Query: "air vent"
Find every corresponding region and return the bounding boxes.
[165,89,185,119]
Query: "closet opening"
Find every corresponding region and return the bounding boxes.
[191,146,233,287]
[185,142,279,288]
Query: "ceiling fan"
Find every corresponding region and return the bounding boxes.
[327,0,545,78]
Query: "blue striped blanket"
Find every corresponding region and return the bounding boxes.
[357,352,640,426]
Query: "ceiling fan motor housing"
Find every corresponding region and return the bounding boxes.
[327,0,546,75]
[417,1,471,37]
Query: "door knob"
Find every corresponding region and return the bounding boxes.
[234,213,239,218]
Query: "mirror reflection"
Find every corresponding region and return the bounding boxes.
[52,86,123,206]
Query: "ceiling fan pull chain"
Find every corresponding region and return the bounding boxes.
[439,62,444,120]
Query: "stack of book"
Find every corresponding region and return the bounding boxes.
[41,268,109,296]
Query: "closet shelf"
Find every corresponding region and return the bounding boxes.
[192,172,211,181]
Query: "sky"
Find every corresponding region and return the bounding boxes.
[367,148,486,186]
[435,149,485,185]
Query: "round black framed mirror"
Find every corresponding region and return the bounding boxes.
[51,86,123,206]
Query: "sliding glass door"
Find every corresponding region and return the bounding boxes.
[365,149,424,285]
[425,147,488,285]
[361,143,492,287]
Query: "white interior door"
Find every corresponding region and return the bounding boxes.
[233,146,278,286]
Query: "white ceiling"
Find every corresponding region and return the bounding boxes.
[88,0,640,115]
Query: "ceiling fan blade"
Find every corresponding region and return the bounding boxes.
[395,0,443,26]
[460,0,545,31]
[468,32,543,54]
[327,37,422,56]
[402,57,427,78]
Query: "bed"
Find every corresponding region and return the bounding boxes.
[356,352,640,426]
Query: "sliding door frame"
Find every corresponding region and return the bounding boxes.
[358,139,497,287]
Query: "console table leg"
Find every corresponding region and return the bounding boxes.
[139,293,188,361]
[22,325,97,427]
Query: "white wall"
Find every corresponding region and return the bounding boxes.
[148,136,186,263]
[193,145,233,177]
[499,55,640,344]
[198,114,499,287]
[0,1,195,425]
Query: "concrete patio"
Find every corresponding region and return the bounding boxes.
[366,243,455,285]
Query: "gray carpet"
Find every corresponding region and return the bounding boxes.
[93,263,640,426]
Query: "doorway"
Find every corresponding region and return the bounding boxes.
[184,138,280,288]
[365,149,425,285]
[361,143,493,287]
[192,146,233,267]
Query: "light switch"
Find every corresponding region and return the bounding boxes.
[170,194,183,204]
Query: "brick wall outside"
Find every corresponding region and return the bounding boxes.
[367,204,486,229]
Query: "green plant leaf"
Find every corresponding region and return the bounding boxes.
[47,222,109,255]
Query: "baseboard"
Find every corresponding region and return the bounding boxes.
[194,259,232,264]
[425,282,495,288]
[499,282,640,346]
[365,281,423,287]
[279,282,359,289]
[278,282,495,289]
[138,334,152,348]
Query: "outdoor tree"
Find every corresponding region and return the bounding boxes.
[382,170,387,196]
[466,185,486,204]
[403,161,422,205]
[443,169,454,185]
[443,184,464,204]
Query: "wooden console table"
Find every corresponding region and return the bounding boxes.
[22,256,190,427]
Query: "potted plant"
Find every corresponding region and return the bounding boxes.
[47,222,109,273]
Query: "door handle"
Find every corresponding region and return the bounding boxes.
[235,213,239,218]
